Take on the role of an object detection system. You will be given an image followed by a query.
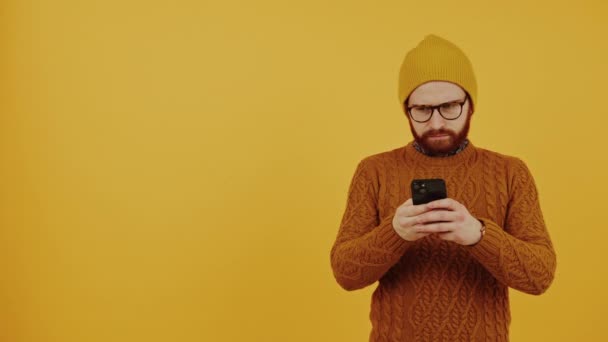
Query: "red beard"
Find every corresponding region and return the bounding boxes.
[407,114,472,156]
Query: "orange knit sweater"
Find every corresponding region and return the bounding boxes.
[330,142,556,342]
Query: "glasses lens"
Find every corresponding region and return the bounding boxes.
[410,107,431,122]
[439,102,462,119]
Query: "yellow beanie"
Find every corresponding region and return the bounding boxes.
[398,34,477,109]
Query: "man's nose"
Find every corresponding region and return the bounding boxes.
[428,108,446,130]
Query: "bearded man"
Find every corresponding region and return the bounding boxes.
[330,34,556,342]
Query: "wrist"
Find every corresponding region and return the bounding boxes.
[469,218,486,246]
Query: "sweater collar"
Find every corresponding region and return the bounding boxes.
[404,139,477,167]
[413,139,470,157]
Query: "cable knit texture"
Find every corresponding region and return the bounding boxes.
[330,141,556,342]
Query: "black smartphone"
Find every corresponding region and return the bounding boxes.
[411,179,447,205]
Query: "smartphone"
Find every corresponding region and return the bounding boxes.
[411,179,447,205]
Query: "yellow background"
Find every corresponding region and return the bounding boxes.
[1,0,606,341]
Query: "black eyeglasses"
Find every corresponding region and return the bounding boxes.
[406,96,468,123]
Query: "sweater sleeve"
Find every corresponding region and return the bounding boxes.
[330,158,412,291]
[468,158,557,295]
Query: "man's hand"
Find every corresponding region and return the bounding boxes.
[392,198,482,245]
[415,198,483,245]
[392,199,432,241]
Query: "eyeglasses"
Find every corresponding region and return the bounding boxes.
[406,97,468,123]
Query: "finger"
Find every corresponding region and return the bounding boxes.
[396,199,429,218]
[403,203,433,217]
[395,199,413,213]
[414,222,457,234]
[415,210,461,225]
[426,198,461,211]
[395,216,418,230]
[398,198,416,211]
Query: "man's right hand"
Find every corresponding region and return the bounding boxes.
[392,198,432,241]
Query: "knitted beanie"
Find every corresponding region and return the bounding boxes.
[398,34,477,109]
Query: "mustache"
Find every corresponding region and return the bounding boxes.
[422,129,456,138]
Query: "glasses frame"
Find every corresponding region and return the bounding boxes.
[406,96,469,123]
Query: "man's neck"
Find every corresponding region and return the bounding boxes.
[413,139,470,157]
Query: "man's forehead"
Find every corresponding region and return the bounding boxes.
[408,81,466,104]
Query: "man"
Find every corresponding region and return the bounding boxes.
[330,34,556,341]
